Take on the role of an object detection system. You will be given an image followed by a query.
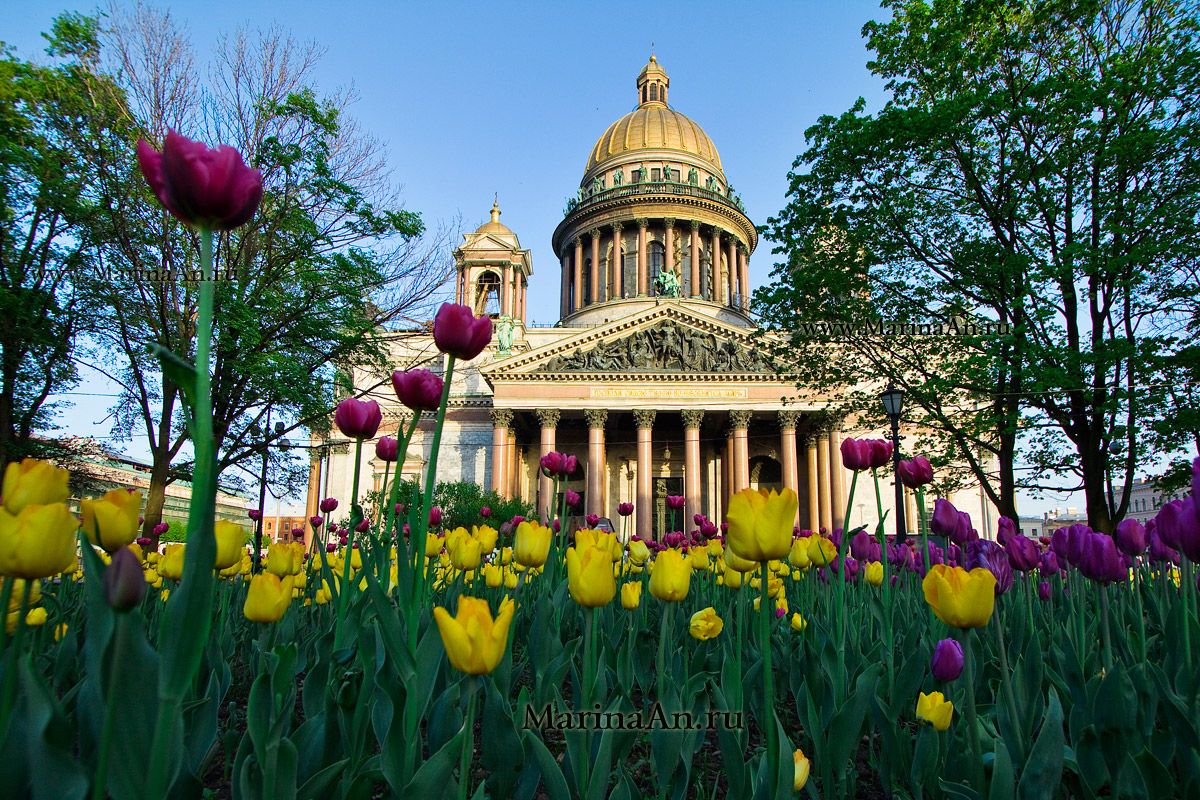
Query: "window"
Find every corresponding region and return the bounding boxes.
[649,84,659,102]
[648,241,665,293]
[651,168,662,182]
[582,258,592,304]
[474,271,501,316]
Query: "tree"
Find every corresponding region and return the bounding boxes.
[58,5,453,536]
[758,0,1200,531]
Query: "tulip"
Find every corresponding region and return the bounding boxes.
[585,513,600,527]
[429,506,443,527]
[137,130,262,230]
[807,536,837,567]
[790,612,808,633]
[864,560,884,587]
[310,516,325,530]
[968,540,1013,594]
[1168,497,1200,562]
[391,368,444,412]
[793,749,811,792]
[930,498,964,540]
[922,565,996,628]
[375,436,399,462]
[213,521,246,570]
[80,489,142,553]
[1148,527,1180,564]
[539,452,566,477]
[2,459,70,515]
[0,502,79,579]
[566,542,617,607]
[246,509,262,522]
[158,544,185,580]
[1039,550,1059,576]
[334,397,382,440]
[450,534,483,572]
[320,497,339,514]
[866,439,894,469]
[265,543,299,577]
[725,487,798,562]
[620,581,642,609]
[618,502,634,517]
[513,520,552,568]
[930,638,964,682]
[839,438,871,471]
[104,546,147,612]
[1005,534,1040,572]
[565,490,582,510]
[1079,532,1125,584]
[434,595,514,675]
[688,606,724,640]
[649,549,692,602]
[433,302,493,361]
[1114,518,1148,557]
[666,495,685,510]
[916,691,954,731]
[788,538,811,569]
[627,539,651,565]
[243,573,294,623]
[483,563,504,589]
[1037,581,1051,601]
[897,456,934,489]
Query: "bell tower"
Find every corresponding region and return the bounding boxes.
[453,200,533,349]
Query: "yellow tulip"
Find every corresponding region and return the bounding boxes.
[790,612,808,633]
[723,565,745,589]
[577,529,622,561]
[265,542,300,577]
[922,565,997,629]
[24,606,47,626]
[433,595,515,675]
[425,533,443,558]
[916,691,954,731]
[503,568,519,590]
[315,580,333,605]
[81,490,141,553]
[627,539,651,565]
[566,543,617,607]
[688,606,724,640]
[483,563,504,588]
[499,546,513,565]
[864,561,884,587]
[450,535,483,571]
[807,536,837,567]
[649,549,692,602]
[158,544,185,581]
[706,538,724,558]
[689,547,711,571]
[54,622,69,641]
[725,487,798,563]
[243,573,294,623]
[513,520,552,568]
[724,548,759,574]
[342,546,363,571]
[473,525,498,554]
[214,521,246,570]
[620,581,642,609]
[794,749,811,791]
[788,537,811,569]
[2,458,69,514]
[0,502,79,579]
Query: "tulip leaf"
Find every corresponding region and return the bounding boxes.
[12,657,88,800]
[988,741,1014,800]
[149,343,198,409]
[521,730,572,800]
[297,757,349,800]
[826,663,880,775]
[1018,689,1065,800]
[481,678,525,799]
[401,714,467,798]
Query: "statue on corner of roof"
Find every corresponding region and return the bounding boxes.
[496,315,514,354]
[654,267,681,298]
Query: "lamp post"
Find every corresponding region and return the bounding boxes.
[254,416,287,572]
[880,383,907,544]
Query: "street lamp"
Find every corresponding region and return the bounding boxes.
[880,382,907,544]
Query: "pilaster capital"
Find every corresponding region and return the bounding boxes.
[680,409,704,429]
[490,408,514,427]
[535,408,561,428]
[632,409,657,429]
[572,236,582,249]
[584,409,608,429]
[664,217,676,229]
[777,409,801,431]
[636,217,649,230]
[589,228,602,240]
[729,409,753,429]
[689,219,702,231]
[610,221,623,233]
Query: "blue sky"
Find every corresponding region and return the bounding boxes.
[4,1,1087,516]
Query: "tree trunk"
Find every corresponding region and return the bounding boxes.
[142,455,172,546]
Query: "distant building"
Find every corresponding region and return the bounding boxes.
[1017,516,1045,539]
[1126,477,1184,523]
[1043,508,1089,533]
[264,515,309,543]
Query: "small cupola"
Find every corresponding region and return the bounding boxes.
[636,54,669,106]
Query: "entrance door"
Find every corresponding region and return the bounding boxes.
[654,477,685,536]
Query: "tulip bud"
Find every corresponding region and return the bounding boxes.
[334,397,382,440]
[897,456,934,488]
[137,130,262,231]
[480,506,492,518]
[105,547,147,612]
[355,518,370,533]
[1037,581,1052,601]
[666,495,685,510]
[429,507,443,527]
[618,502,634,517]
[375,436,399,462]
[565,490,582,510]
[433,302,493,361]
[391,368,444,412]
[585,513,600,527]
[320,497,339,513]
[930,638,964,682]
[1114,518,1148,557]
[246,510,262,522]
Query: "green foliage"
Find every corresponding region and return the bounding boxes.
[433,480,535,531]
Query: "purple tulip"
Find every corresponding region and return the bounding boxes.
[136,536,152,548]
[664,531,685,548]
[618,502,634,517]
[137,130,262,231]
[292,527,305,538]
[585,513,600,527]
[849,529,873,560]
[666,495,686,511]
[1064,524,1092,566]
[564,454,579,475]
[1038,581,1051,601]
[969,540,1013,594]
[480,506,492,518]
[1147,526,1180,564]
[429,506,443,527]
[897,456,934,488]
[105,546,147,612]
[839,438,871,471]
[510,515,526,526]
[326,543,337,553]
[1051,528,1070,559]
[375,436,399,462]
[1114,518,1148,557]
[1005,534,1040,572]
[1167,497,1200,563]
[153,522,171,535]
[1079,532,1125,584]
[867,440,894,469]
[355,518,370,533]
[433,302,493,361]
[310,515,324,528]
[320,497,339,513]
[1192,455,1200,522]
[930,498,961,539]
[1040,550,1060,576]
[245,510,261,522]
[392,368,444,412]
[930,638,964,682]
[565,490,582,510]
[334,397,382,440]
[996,516,1017,546]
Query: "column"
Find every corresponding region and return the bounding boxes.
[804,434,820,532]
[589,229,601,304]
[637,219,649,295]
[572,238,583,313]
[507,422,520,499]
[682,409,703,528]
[610,222,623,298]
[778,410,800,525]
[730,410,751,491]
[710,228,723,303]
[304,455,322,525]
[585,409,607,517]
[829,426,846,531]
[739,246,750,312]
[816,428,833,533]
[501,267,512,317]
[689,220,702,298]
[664,218,676,290]
[724,426,735,505]
[727,236,738,309]
[633,410,656,539]
[559,255,568,321]
[536,409,560,522]
[490,409,512,497]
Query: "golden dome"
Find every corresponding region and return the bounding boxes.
[584,57,723,177]
[474,199,513,235]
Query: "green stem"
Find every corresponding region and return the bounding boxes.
[960,628,984,792]
[93,614,132,800]
[457,677,477,800]
[994,611,1025,766]
[834,470,859,705]
[1099,584,1114,673]
[333,437,364,651]
[413,355,456,620]
[759,561,778,786]
[0,580,33,733]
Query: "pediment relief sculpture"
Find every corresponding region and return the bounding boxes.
[535,320,772,374]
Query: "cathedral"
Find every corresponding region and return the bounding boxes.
[312,57,996,540]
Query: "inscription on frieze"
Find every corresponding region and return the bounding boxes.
[537,321,771,374]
